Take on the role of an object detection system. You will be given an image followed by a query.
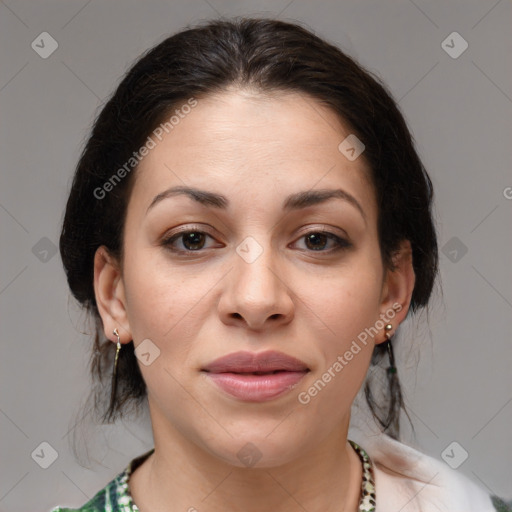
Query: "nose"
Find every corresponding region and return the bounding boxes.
[218,239,295,331]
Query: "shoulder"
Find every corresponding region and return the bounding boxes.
[49,448,154,512]
[357,432,508,512]
[48,465,131,512]
[49,480,113,512]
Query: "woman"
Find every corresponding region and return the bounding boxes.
[53,17,510,512]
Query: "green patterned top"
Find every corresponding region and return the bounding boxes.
[50,443,510,512]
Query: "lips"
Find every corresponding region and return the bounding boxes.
[201,350,309,374]
[201,351,310,402]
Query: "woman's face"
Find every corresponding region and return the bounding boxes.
[95,89,412,467]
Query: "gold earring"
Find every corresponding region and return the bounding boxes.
[384,324,397,375]
[108,328,122,420]
[113,328,122,374]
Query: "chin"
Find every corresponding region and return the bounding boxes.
[202,428,308,469]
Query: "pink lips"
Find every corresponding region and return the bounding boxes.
[201,350,310,402]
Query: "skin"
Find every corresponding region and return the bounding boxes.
[94,88,415,512]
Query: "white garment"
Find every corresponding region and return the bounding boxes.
[358,433,495,512]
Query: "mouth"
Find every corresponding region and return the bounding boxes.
[201,351,310,402]
[206,369,301,375]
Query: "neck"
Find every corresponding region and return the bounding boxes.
[130,407,363,512]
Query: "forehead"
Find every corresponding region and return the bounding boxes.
[129,89,376,218]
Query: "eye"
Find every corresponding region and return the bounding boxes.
[294,231,351,253]
[161,229,218,253]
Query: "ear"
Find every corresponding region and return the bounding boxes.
[376,239,415,345]
[93,245,132,344]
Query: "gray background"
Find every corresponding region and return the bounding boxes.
[1,0,511,510]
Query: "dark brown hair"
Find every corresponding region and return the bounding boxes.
[60,17,438,441]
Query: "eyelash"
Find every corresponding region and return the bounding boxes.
[160,226,351,255]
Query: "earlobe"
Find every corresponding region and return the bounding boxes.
[93,245,132,343]
[377,240,416,344]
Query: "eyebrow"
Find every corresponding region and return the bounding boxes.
[146,185,366,222]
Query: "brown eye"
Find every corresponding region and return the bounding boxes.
[296,231,351,253]
[181,232,207,250]
[162,230,214,252]
[305,232,329,251]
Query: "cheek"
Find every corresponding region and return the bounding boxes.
[306,253,383,386]
[122,247,207,343]
[295,272,382,422]
[121,259,212,399]
[315,258,384,338]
